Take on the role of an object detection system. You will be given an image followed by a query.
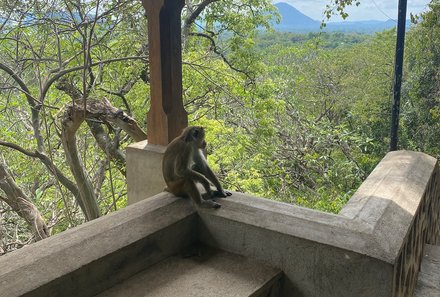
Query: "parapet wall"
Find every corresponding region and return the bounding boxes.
[341,151,440,297]
[0,195,197,297]
[0,150,438,297]
[198,151,440,297]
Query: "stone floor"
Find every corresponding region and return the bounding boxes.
[414,244,440,297]
[95,247,282,297]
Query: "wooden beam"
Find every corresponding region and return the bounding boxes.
[142,0,188,145]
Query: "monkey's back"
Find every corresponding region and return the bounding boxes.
[162,136,193,182]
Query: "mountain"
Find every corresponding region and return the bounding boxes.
[273,2,407,33]
[274,2,320,31]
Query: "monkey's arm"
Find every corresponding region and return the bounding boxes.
[192,150,231,198]
[201,165,232,198]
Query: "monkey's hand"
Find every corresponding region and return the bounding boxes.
[213,190,232,198]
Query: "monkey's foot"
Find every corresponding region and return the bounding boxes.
[200,200,221,209]
[212,190,232,198]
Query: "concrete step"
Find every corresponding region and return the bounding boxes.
[414,244,440,297]
[96,247,282,297]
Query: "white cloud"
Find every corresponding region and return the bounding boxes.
[273,0,430,21]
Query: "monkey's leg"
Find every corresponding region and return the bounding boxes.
[201,192,213,200]
[185,181,220,209]
[189,170,214,197]
[199,166,231,198]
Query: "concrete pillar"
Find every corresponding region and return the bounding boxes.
[127,141,167,204]
[128,0,188,204]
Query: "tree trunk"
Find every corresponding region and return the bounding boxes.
[60,98,148,220]
[61,107,101,221]
[0,162,48,240]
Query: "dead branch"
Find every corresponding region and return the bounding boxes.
[0,140,82,206]
[55,81,128,176]
[69,98,147,142]
[88,122,127,176]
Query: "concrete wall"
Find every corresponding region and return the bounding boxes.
[0,194,197,297]
[198,195,394,297]
[1,150,437,297]
[197,151,439,297]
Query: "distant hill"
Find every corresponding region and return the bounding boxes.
[324,19,401,33]
[273,2,407,33]
[274,2,320,31]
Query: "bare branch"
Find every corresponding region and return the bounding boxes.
[188,32,254,82]
[0,141,82,210]
[40,56,147,101]
[0,62,44,151]
[183,0,220,37]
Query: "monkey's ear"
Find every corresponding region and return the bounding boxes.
[183,127,196,142]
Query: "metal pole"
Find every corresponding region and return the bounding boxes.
[390,0,408,151]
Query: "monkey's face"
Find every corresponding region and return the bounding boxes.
[193,126,206,149]
[184,126,206,149]
[200,139,207,149]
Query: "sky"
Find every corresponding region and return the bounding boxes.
[273,0,430,21]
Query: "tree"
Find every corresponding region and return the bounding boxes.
[0,0,278,253]
[0,0,150,251]
[400,0,440,155]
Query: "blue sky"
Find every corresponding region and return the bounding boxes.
[273,0,430,21]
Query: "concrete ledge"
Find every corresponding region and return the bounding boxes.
[340,150,437,261]
[198,194,394,297]
[196,150,439,297]
[1,150,438,297]
[0,193,197,297]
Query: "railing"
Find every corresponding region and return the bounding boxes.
[0,150,438,297]
[199,151,440,297]
[394,166,440,297]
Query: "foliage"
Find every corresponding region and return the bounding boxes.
[323,0,361,21]
[400,0,440,157]
[1,0,440,254]
[254,31,372,50]
[190,29,395,213]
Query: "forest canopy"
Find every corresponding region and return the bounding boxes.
[1,0,439,254]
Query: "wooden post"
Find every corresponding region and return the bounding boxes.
[142,0,188,145]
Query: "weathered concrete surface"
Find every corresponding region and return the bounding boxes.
[198,151,439,297]
[340,150,437,262]
[1,150,438,297]
[127,140,166,205]
[414,244,440,297]
[0,193,197,297]
[198,194,394,297]
[97,247,282,297]
[340,151,440,297]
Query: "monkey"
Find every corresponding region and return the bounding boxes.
[162,126,232,209]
